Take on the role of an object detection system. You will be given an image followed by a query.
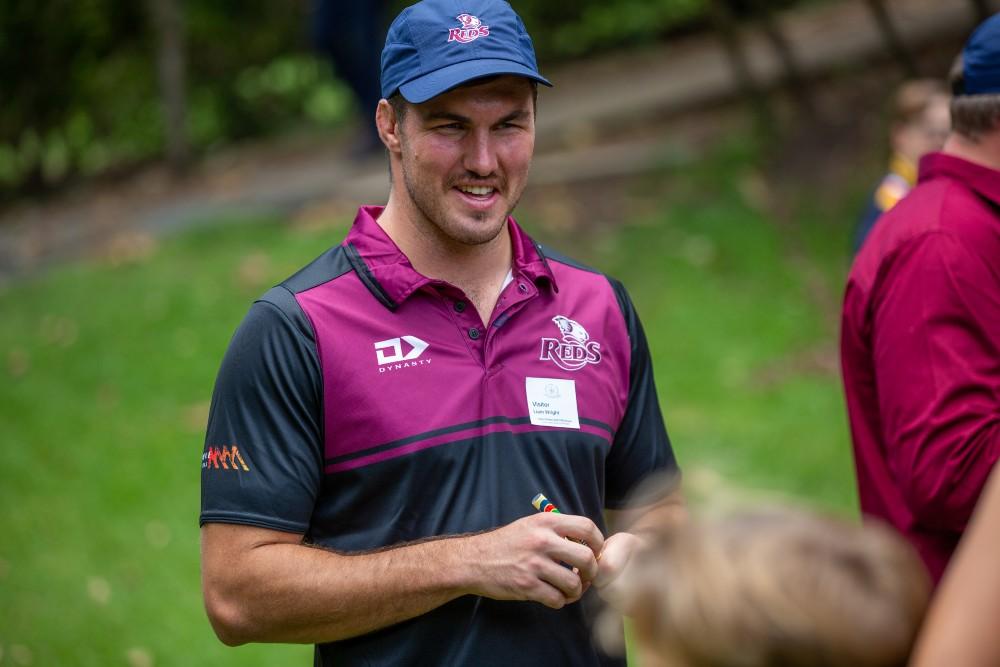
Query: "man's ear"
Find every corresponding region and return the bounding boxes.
[376,99,402,155]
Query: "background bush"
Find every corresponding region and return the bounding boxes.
[0,0,827,203]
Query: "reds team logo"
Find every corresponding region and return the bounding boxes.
[539,316,602,372]
[448,14,490,43]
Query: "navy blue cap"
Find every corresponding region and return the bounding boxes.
[963,13,1000,95]
[380,0,552,103]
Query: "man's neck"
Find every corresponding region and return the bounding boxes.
[377,197,513,324]
[943,131,1000,171]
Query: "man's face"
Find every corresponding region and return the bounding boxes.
[394,76,536,248]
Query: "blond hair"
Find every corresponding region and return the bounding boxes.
[891,79,949,127]
[615,507,929,667]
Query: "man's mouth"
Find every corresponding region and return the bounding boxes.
[453,184,501,210]
[457,184,496,198]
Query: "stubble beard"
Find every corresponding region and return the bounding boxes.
[400,158,522,248]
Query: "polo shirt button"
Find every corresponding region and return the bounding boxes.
[518,283,528,293]
[454,301,467,313]
[468,327,481,340]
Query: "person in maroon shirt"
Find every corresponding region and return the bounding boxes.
[841,13,1000,585]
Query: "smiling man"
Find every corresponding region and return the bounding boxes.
[199,1,680,665]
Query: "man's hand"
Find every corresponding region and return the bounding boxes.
[463,512,604,609]
[593,531,647,612]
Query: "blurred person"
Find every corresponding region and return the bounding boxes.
[311,0,389,157]
[853,79,951,254]
[841,13,1000,585]
[200,1,681,665]
[910,465,1000,667]
[599,506,929,667]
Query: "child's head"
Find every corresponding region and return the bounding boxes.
[618,507,930,667]
[890,79,951,163]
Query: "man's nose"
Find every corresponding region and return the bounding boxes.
[463,130,498,177]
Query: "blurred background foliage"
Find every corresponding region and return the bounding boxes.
[1,0,332,201]
[0,0,825,204]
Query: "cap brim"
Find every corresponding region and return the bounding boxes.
[398,58,552,104]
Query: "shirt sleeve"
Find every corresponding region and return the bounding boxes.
[199,286,324,534]
[873,232,1000,532]
[603,278,679,509]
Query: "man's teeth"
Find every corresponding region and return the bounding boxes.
[459,186,494,196]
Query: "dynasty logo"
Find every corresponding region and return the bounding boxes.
[203,445,250,472]
[539,316,602,371]
[374,335,432,373]
[448,14,489,43]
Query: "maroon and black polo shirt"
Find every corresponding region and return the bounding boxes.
[201,206,676,666]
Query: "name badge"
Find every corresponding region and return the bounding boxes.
[526,377,580,429]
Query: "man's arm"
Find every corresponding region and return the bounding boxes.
[911,466,1000,666]
[605,482,686,536]
[594,484,686,610]
[872,233,1000,530]
[201,511,604,646]
[594,277,685,606]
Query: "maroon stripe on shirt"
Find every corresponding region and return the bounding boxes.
[325,418,614,473]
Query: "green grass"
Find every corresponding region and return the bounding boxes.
[526,139,859,512]
[0,142,861,665]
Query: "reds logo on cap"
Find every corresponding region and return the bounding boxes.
[448,14,490,43]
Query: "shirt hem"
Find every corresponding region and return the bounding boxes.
[199,511,309,534]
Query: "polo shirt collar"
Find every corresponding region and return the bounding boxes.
[919,152,1000,207]
[343,206,557,309]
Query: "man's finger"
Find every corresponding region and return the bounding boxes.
[546,514,605,556]
[550,538,599,581]
[594,532,643,590]
[537,560,584,603]
[535,584,568,610]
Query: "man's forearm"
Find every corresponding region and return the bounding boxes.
[202,513,604,646]
[203,527,474,645]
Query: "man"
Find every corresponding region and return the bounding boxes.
[841,13,1000,585]
[200,1,680,665]
[852,79,951,254]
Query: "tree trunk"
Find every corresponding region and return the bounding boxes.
[745,0,819,122]
[707,0,776,137]
[865,0,919,78]
[147,0,189,172]
[968,0,992,24]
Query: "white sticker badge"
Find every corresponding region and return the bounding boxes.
[526,377,580,429]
